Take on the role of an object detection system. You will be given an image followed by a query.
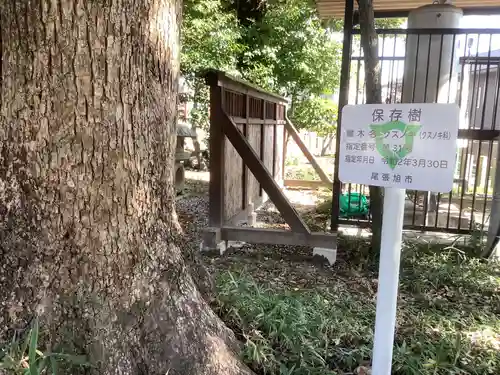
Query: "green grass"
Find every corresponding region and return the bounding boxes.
[214,241,500,375]
[0,317,92,374]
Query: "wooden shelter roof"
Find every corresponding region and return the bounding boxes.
[316,0,500,19]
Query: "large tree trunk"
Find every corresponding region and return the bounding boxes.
[357,0,384,255]
[0,1,252,374]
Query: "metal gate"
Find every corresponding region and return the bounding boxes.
[332,25,500,235]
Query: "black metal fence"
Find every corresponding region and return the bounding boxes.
[334,28,500,235]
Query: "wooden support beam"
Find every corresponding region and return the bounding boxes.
[221,227,337,248]
[284,116,334,185]
[221,112,310,233]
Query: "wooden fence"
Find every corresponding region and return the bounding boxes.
[202,70,336,256]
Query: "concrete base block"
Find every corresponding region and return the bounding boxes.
[200,240,226,255]
[313,247,337,265]
[247,212,257,227]
[201,227,224,254]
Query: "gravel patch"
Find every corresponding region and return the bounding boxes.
[176,195,209,253]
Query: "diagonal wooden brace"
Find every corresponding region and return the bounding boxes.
[221,111,310,234]
[285,115,333,185]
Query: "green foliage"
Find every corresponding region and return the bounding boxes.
[180,1,405,136]
[0,317,92,374]
[189,79,211,139]
[284,156,301,167]
[374,17,405,29]
[181,0,242,76]
[239,0,342,97]
[214,241,500,375]
[181,0,242,138]
[289,96,337,136]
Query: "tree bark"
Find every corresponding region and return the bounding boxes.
[357,0,384,255]
[0,1,252,374]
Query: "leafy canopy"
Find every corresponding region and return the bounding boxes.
[238,0,342,98]
[181,0,242,77]
[180,0,404,136]
[290,96,338,137]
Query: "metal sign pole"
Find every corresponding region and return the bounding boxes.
[371,187,406,375]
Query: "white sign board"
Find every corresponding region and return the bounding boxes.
[339,103,459,193]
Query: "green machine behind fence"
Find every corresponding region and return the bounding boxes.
[339,191,370,219]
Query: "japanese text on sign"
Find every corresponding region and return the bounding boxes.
[339,103,460,192]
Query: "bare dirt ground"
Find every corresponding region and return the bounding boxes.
[176,170,373,292]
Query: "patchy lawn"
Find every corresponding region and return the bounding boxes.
[209,240,500,375]
[177,171,500,375]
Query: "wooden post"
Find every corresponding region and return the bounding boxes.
[208,85,225,228]
[260,99,266,196]
[242,94,249,210]
[273,103,278,178]
[282,105,288,184]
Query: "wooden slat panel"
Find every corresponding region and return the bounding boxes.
[274,124,285,181]
[223,126,244,221]
[221,112,310,233]
[247,124,261,204]
[263,124,274,182]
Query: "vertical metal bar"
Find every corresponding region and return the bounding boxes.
[330,0,354,232]
[445,33,457,229]
[411,33,421,227]
[209,85,225,227]
[380,33,387,101]
[421,31,433,229]
[470,140,483,231]
[433,33,445,228]
[446,34,457,104]
[453,35,469,229]
[458,34,480,230]
[388,34,398,103]
[481,139,495,230]
[482,59,500,231]
[471,34,494,231]
[400,32,410,101]
[350,41,363,221]
[355,47,362,104]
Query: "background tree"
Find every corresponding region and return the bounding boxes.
[181,0,242,140]
[237,0,342,101]
[289,96,338,155]
[357,0,384,254]
[0,1,252,373]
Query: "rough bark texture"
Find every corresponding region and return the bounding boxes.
[0,1,252,374]
[357,0,384,255]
